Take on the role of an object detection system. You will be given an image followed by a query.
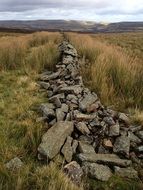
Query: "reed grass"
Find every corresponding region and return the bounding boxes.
[68,33,143,110]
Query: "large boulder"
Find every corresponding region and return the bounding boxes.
[38,121,74,161]
[77,153,131,167]
[83,162,112,181]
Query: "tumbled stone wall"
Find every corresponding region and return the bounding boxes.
[37,40,143,183]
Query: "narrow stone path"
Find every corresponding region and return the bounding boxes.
[37,40,143,184]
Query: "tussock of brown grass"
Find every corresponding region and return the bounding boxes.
[0,32,61,72]
[68,33,143,110]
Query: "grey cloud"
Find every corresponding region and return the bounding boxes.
[0,0,112,12]
[0,0,143,21]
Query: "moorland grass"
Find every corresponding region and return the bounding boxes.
[0,32,84,190]
[0,31,143,190]
[67,33,143,111]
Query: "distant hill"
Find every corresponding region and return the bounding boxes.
[0,20,143,33]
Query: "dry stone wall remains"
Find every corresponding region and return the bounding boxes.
[37,40,143,184]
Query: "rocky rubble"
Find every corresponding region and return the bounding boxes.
[37,40,143,184]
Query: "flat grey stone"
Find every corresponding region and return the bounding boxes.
[79,135,93,144]
[67,94,77,101]
[109,124,120,136]
[74,111,97,121]
[72,139,78,154]
[49,93,65,101]
[49,96,62,108]
[61,103,69,113]
[129,125,142,133]
[38,121,74,160]
[128,132,141,144]
[114,167,138,179]
[61,136,73,162]
[83,162,112,181]
[63,55,75,64]
[113,135,130,156]
[40,71,61,81]
[60,85,83,95]
[119,113,130,124]
[76,122,90,135]
[56,108,65,121]
[39,82,50,90]
[79,141,95,154]
[77,153,131,167]
[39,103,55,119]
[79,93,98,112]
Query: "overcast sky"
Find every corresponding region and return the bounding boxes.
[0,0,143,22]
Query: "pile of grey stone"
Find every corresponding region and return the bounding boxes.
[37,40,143,184]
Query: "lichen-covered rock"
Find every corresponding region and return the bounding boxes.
[40,71,61,81]
[79,93,98,112]
[114,166,138,179]
[39,103,55,119]
[74,111,97,121]
[109,124,120,136]
[128,132,141,144]
[64,161,83,185]
[72,140,78,154]
[113,135,130,157]
[6,157,23,170]
[77,153,131,167]
[119,113,130,125]
[61,136,73,162]
[56,108,65,121]
[38,121,74,160]
[39,81,50,90]
[83,162,112,181]
[49,96,62,108]
[76,122,90,135]
[79,141,95,154]
[60,85,82,95]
